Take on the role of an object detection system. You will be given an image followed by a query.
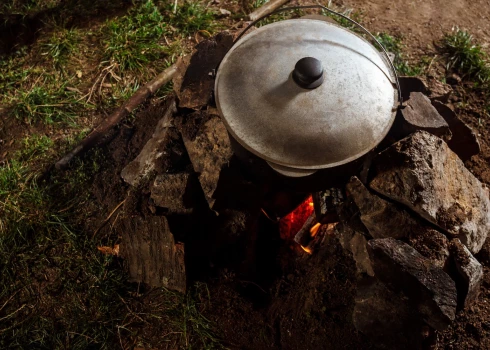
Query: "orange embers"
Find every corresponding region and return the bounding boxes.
[300,245,313,254]
[278,195,314,240]
[309,223,321,238]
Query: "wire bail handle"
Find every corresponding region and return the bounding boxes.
[227,5,402,105]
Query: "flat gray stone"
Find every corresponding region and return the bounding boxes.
[431,100,480,161]
[449,238,483,309]
[151,173,193,213]
[370,131,490,254]
[400,92,451,140]
[335,223,374,276]
[399,76,428,102]
[346,176,421,239]
[121,98,177,186]
[368,238,457,331]
[177,112,233,209]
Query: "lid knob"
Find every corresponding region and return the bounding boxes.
[292,57,324,89]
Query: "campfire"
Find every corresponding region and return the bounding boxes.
[115,26,489,349]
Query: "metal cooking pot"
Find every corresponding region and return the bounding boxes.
[214,6,401,178]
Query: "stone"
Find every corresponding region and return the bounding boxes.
[367,238,457,331]
[346,176,421,239]
[176,111,233,209]
[121,97,177,186]
[312,187,344,221]
[174,32,233,110]
[476,236,490,266]
[399,76,428,102]
[335,223,374,276]
[150,173,193,213]
[370,131,490,254]
[431,100,480,161]
[408,228,450,269]
[119,215,186,293]
[399,92,451,140]
[449,238,483,308]
[353,278,428,349]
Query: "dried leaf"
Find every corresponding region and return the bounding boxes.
[97,244,120,256]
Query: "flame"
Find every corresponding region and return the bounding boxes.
[279,196,314,240]
[300,245,312,254]
[309,223,321,238]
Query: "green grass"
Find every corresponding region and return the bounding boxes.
[375,32,424,76]
[9,84,86,124]
[165,1,218,37]
[0,0,228,347]
[0,0,60,16]
[42,28,81,67]
[0,140,221,348]
[441,27,490,86]
[103,0,168,71]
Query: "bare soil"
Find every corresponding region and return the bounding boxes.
[3,0,490,348]
[337,0,490,58]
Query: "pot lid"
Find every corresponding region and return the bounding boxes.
[215,19,398,170]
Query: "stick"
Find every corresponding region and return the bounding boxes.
[55,59,183,170]
[92,199,126,238]
[248,0,290,21]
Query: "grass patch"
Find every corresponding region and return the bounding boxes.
[9,84,86,124]
[103,0,167,71]
[42,27,81,67]
[165,1,218,37]
[441,27,490,86]
[0,0,61,16]
[375,32,424,76]
[0,147,124,348]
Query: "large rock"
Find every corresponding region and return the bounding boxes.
[399,76,428,102]
[399,92,451,140]
[335,224,374,276]
[150,173,193,213]
[174,32,233,110]
[449,239,483,309]
[121,97,177,186]
[370,131,490,254]
[176,112,233,208]
[431,100,480,161]
[353,278,429,349]
[346,177,421,239]
[367,238,457,331]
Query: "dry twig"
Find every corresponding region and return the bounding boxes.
[92,199,126,238]
[55,58,183,170]
[248,0,290,21]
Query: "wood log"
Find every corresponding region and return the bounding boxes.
[118,215,186,293]
[248,0,290,21]
[55,59,182,170]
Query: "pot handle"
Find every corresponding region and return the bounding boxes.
[227,5,402,105]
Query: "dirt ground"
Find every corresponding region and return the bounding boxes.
[338,0,490,57]
[2,0,490,349]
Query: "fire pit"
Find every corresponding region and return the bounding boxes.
[117,17,489,349]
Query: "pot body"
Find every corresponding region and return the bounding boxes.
[215,18,399,178]
[228,132,366,191]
